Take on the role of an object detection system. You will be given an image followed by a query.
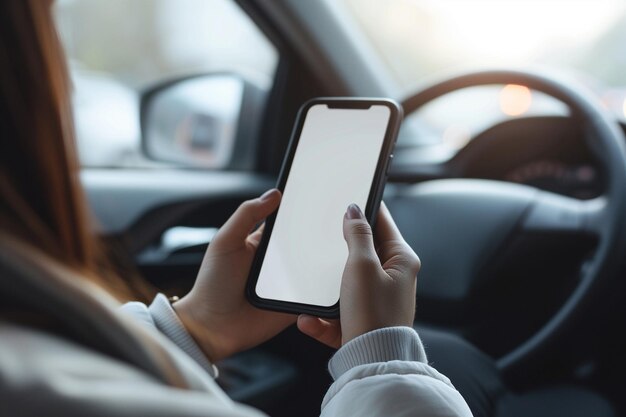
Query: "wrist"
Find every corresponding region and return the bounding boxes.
[172,295,225,362]
[148,294,218,377]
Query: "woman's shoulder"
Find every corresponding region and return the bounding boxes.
[0,321,159,383]
[0,321,265,417]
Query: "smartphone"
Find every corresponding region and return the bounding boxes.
[246,98,403,317]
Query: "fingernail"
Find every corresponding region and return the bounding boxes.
[260,189,277,201]
[346,203,363,219]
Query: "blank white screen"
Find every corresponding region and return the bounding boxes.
[256,104,391,307]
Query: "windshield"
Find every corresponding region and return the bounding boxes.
[340,0,626,147]
[342,0,626,92]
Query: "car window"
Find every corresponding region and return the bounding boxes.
[54,0,278,168]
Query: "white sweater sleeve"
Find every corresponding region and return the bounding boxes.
[120,294,218,378]
[322,327,473,417]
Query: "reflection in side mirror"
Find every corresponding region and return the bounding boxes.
[141,74,249,169]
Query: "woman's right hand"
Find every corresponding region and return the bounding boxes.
[297,202,420,348]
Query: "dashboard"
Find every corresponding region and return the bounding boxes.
[392,114,625,201]
[445,116,613,200]
[504,159,600,200]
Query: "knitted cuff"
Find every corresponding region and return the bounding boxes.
[329,326,427,380]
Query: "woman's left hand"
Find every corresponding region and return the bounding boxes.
[173,189,295,362]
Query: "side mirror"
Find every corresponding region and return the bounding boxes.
[140,73,267,169]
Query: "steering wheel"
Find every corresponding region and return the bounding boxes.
[391,69,626,375]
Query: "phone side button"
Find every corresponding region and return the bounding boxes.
[385,154,394,176]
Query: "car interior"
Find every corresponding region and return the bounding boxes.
[52,0,626,416]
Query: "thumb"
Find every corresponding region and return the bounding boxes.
[343,204,376,259]
[297,315,341,349]
[213,189,281,250]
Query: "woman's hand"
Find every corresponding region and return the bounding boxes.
[297,202,420,348]
[173,189,295,362]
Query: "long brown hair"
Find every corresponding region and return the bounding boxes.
[0,1,137,300]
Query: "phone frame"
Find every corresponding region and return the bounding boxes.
[245,97,403,317]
